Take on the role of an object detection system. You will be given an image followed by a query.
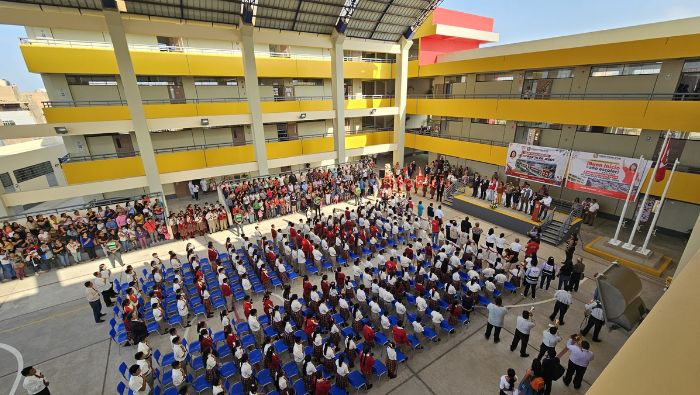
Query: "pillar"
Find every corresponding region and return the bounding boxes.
[330,31,346,163]
[393,37,413,167]
[0,194,9,217]
[103,10,162,195]
[240,24,269,175]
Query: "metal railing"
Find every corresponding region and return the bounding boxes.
[0,192,163,224]
[42,97,248,108]
[20,37,396,63]
[63,141,254,163]
[265,133,333,143]
[408,92,700,101]
[406,129,510,147]
[557,205,583,244]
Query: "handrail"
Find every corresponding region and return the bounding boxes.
[557,205,583,243]
[541,208,556,229]
[63,141,254,162]
[406,129,509,147]
[0,192,164,223]
[265,133,333,143]
[43,97,248,108]
[409,92,700,101]
[20,37,396,63]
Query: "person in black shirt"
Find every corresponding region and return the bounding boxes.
[461,216,471,234]
[541,349,563,395]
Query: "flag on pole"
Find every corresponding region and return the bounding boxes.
[655,135,671,182]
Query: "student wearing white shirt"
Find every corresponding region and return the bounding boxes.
[499,368,518,395]
[134,351,153,388]
[171,361,186,389]
[21,367,49,395]
[510,310,535,357]
[128,364,150,395]
[172,337,188,365]
[176,294,190,327]
[415,295,428,320]
[385,342,399,378]
[430,309,444,332]
[248,308,264,345]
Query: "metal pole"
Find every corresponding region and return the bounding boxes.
[638,159,679,255]
[623,132,669,250]
[610,155,643,245]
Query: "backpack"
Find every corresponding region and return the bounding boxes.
[530,377,545,392]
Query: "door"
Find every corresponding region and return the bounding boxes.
[287,123,298,140]
[173,181,191,197]
[112,135,135,157]
[168,85,186,104]
[232,126,246,146]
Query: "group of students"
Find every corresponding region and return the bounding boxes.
[0,196,170,282]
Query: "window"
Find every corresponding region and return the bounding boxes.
[444,75,466,84]
[194,77,239,86]
[291,79,323,86]
[66,75,118,86]
[524,68,573,79]
[682,60,700,73]
[136,76,181,86]
[516,121,562,130]
[476,73,514,82]
[0,172,14,193]
[591,62,661,77]
[576,125,641,135]
[269,44,290,57]
[13,161,54,183]
[472,118,506,125]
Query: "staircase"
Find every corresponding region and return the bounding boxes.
[541,219,566,245]
[443,181,465,207]
[541,202,583,245]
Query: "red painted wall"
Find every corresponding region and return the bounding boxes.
[432,8,494,32]
[419,36,482,65]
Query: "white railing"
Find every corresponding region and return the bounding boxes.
[20,37,396,63]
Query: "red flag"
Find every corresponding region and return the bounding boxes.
[655,138,670,182]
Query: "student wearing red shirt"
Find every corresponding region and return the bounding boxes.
[385,257,397,274]
[207,241,218,262]
[243,296,252,319]
[392,323,409,352]
[362,324,375,349]
[220,278,233,312]
[525,238,540,258]
[302,276,312,300]
[314,372,332,395]
[304,314,318,341]
[431,217,440,246]
[359,350,375,389]
[262,293,274,320]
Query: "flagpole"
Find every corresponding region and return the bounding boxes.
[609,155,644,246]
[622,132,670,250]
[638,158,679,255]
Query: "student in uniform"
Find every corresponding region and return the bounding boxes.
[499,368,518,395]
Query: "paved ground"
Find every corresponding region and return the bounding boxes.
[0,194,669,395]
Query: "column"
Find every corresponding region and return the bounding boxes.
[103,10,162,195]
[0,194,9,217]
[393,37,413,167]
[330,31,346,163]
[240,24,269,175]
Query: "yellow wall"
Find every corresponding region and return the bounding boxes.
[346,131,394,149]
[266,140,303,159]
[417,33,700,76]
[61,156,145,184]
[204,145,256,167]
[406,133,506,165]
[408,98,700,132]
[301,137,335,154]
[44,106,131,123]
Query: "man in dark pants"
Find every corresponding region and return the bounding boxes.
[581,301,605,342]
[550,286,572,324]
[84,281,105,323]
[460,216,471,235]
[471,176,480,197]
[562,336,593,389]
[484,297,507,343]
[510,310,535,357]
[541,349,563,395]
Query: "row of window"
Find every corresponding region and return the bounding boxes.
[65,75,328,87]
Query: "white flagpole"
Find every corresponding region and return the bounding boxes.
[609,155,644,246]
[623,131,670,250]
[638,158,679,255]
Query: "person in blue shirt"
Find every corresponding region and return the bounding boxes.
[417,201,424,218]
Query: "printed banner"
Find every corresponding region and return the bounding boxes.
[565,152,651,201]
[505,143,570,186]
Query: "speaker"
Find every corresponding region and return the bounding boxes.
[596,263,648,332]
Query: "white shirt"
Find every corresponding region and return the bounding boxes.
[241,362,253,378]
[248,315,261,331]
[177,299,188,317]
[386,346,397,361]
[412,320,424,333]
[173,344,187,362]
[128,374,150,395]
[293,343,305,363]
[172,368,185,386]
[542,329,562,347]
[136,358,151,375]
[499,375,518,395]
[554,289,572,305]
[589,202,599,213]
[516,316,535,335]
[416,296,427,312]
[431,310,443,324]
[585,302,605,320]
[22,371,47,395]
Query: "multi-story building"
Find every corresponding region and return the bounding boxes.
[0,78,47,129]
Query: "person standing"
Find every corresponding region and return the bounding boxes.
[557,259,573,290]
[21,366,50,395]
[560,335,594,389]
[105,237,124,268]
[550,286,573,325]
[537,324,562,361]
[580,300,605,342]
[538,193,552,220]
[570,258,585,292]
[585,199,599,225]
[128,364,151,395]
[522,263,541,299]
[510,309,535,357]
[499,368,518,395]
[485,297,507,343]
[541,349,563,395]
[84,281,105,323]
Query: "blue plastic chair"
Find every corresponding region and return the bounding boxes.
[282,361,300,379]
[348,370,367,390]
[220,361,238,379]
[257,368,273,387]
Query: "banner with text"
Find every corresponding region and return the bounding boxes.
[565,151,651,201]
[505,143,570,186]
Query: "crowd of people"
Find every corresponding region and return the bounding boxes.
[0,196,170,282]
[91,159,603,395]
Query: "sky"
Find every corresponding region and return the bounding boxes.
[1,0,700,91]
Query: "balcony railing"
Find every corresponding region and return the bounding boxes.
[42,97,248,108]
[63,140,253,163]
[406,128,510,147]
[408,92,700,101]
[20,37,396,63]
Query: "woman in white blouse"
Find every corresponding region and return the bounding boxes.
[499,368,518,395]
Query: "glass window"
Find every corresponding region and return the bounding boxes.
[472,118,506,125]
[291,79,323,86]
[476,73,514,82]
[269,44,290,57]
[137,76,180,86]
[682,60,700,73]
[13,161,54,183]
[66,75,118,86]
[193,77,238,86]
[524,68,573,79]
[591,62,661,77]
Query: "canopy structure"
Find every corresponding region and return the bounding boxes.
[6,0,442,42]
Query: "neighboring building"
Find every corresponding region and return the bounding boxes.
[0,79,46,128]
